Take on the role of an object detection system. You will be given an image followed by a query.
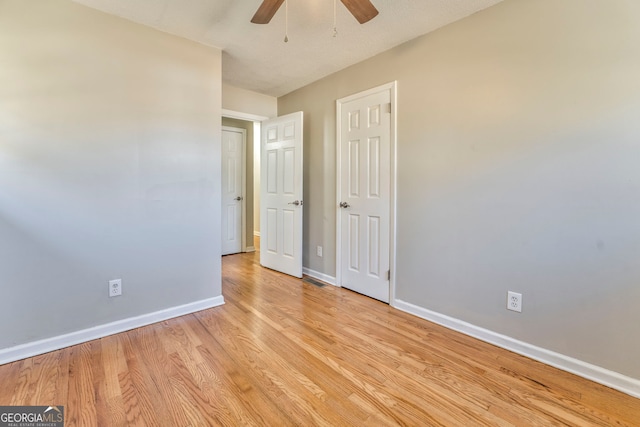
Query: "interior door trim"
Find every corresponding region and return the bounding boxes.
[222,109,269,122]
[335,81,398,305]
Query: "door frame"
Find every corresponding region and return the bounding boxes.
[222,125,247,253]
[335,81,398,304]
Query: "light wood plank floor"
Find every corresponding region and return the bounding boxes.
[1,250,639,426]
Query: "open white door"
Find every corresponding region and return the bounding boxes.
[221,126,246,255]
[260,112,304,277]
[337,84,395,303]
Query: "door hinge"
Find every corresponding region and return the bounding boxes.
[386,103,392,114]
[387,270,391,281]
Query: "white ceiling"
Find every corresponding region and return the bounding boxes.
[73,0,504,97]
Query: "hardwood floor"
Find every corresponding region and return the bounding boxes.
[1,250,639,426]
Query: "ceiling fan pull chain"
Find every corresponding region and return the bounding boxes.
[284,0,289,42]
[333,0,338,37]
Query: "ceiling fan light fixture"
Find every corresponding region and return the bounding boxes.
[340,0,379,24]
[251,0,285,24]
[250,0,379,26]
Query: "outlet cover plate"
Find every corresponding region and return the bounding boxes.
[109,279,122,297]
[507,291,522,312]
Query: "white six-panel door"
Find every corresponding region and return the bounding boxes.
[338,86,392,303]
[221,127,245,255]
[260,112,304,278]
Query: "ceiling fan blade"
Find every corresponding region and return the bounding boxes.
[251,0,286,24]
[340,0,379,24]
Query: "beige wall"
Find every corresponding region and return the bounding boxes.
[0,0,222,349]
[279,0,640,379]
[223,84,277,118]
[222,117,255,249]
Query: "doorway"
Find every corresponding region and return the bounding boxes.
[220,110,304,279]
[222,111,267,253]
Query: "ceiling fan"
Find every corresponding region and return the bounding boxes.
[251,0,379,25]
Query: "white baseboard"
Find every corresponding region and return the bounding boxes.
[393,299,640,399]
[0,296,225,366]
[245,246,256,253]
[302,267,337,287]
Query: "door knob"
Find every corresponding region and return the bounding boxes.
[339,202,350,208]
[288,200,302,206]
[235,196,243,201]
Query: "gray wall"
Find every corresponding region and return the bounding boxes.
[278,0,640,379]
[0,0,222,348]
[222,117,255,249]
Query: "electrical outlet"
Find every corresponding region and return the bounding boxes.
[316,246,323,257]
[109,279,122,297]
[507,291,522,312]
